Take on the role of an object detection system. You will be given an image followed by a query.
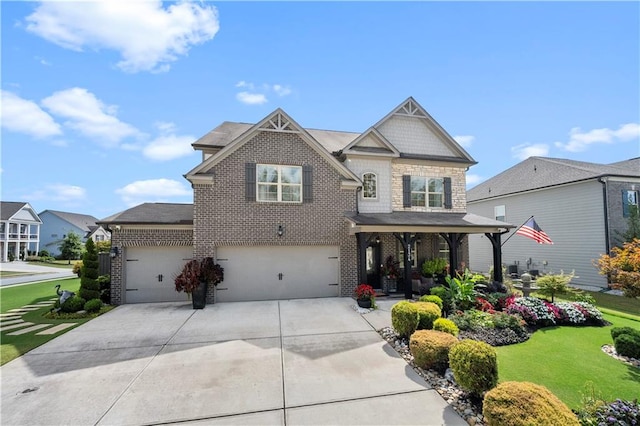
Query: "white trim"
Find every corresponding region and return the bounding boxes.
[410,176,444,208]
[362,172,378,200]
[256,164,303,203]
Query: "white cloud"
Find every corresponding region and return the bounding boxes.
[273,84,292,97]
[24,1,219,73]
[555,123,640,152]
[453,135,475,148]
[116,178,191,206]
[235,81,254,89]
[511,143,549,161]
[143,134,195,161]
[0,90,62,138]
[154,121,177,134]
[236,91,268,105]
[466,174,484,187]
[25,184,86,201]
[41,87,141,147]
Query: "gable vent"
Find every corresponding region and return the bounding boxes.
[260,113,297,132]
[398,100,426,117]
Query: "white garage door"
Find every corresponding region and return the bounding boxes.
[125,246,193,303]
[215,246,340,302]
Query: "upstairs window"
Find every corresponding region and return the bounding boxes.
[257,164,302,203]
[623,190,639,217]
[362,173,377,199]
[410,177,444,208]
[494,205,506,222]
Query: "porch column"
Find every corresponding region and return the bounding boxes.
[356,233,368,285]
[393,232,414,300]
[485,232,503,283]
[440,233,466,275]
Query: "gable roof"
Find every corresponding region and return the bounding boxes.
[1,202,42,223]
[40,210,103,233]
[342,127,400,157]
[99,203,194,226]
[468,157,640,202]
[186,108,361,186]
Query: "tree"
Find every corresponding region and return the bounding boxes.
[619,205,640,244]
[95,240,111,253]
[596,238,640,298]
[79,239,101,301]
[59,231,84,264]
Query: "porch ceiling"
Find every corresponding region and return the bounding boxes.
[345,212,514,235]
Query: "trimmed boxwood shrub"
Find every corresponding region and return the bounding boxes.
[410,329,458,373]
[419,294,443,310]
[449,339,498,396]
[614,333,640,359]
[433,318,459,336]
[414,301,441,330]
[483,381,579,426]
[391,301,419,338]
[611,326,640,340]
[61,295,86,313]
[430,286,452,313]
[84,298,102,313]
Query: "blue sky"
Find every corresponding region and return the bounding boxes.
[2,1,639,220]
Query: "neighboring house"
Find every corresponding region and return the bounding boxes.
[467,157,640,289]
[100,97,512,305]
[0,201,42,262]
[39,210,111,257]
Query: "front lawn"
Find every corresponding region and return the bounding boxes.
[495,312,640,410]
[0,278,112,366]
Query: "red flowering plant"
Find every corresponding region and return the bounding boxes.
[355,284,376,301]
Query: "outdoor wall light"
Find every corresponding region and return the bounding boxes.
[277,225,285,237]
[110,246,119,258]
[375,235,380,244]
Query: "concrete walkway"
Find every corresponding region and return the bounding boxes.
[0,298,465,425]
[0,297,77,336]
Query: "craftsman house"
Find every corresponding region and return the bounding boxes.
[101,98,512,304]
[467,157,640,289]
[39,210,110,257]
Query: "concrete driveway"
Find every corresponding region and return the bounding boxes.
[1,298,465,425]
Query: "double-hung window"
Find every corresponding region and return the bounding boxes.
[362,173,377,199]
[257,164,302,203]
[411,177,444,208]
[623,190,639,217]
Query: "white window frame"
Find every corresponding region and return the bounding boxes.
[362,172,377,199]
[411,177,444,208]
[438,235,449,260]
[256,164,303,203]
[494,205,506,222]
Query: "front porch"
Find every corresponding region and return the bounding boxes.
[346,212,514,299]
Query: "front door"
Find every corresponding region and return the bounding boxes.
[366,243,381,290]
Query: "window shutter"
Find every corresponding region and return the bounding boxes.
[303,165,313,202]
[402,175,411,208]
[444,177,452,209]
[245,163,256,201]
[622,190,630,217]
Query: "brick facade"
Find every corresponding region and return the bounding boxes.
[193,131,358,302]
[109,227,193,304]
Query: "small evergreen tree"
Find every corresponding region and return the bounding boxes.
[59,231,84,264]
[79,239,101,301]
[621,205,640,244]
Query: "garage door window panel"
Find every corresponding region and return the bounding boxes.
[257,164,302,203]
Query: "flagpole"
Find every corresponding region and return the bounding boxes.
[501,215,534,247]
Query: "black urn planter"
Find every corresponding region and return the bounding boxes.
[357,298,372,309]
[192,281,207,309]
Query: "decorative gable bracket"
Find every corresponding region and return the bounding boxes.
[259,113,297,132]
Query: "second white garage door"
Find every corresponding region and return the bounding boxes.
[215,246,340,302]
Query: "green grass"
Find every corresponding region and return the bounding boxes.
[585,291,640,316]
[26,260,75,269]
[495,313,640,410]
[0,278,111,366]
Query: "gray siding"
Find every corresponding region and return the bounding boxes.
[468,180,608,289]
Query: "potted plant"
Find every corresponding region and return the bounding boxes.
[381,255,399,293]
[422,257,447,285]
[354,283,376,309]
[175,257,224,309]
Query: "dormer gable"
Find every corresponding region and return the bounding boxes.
[342,127,399,158]
[372,97,476,165]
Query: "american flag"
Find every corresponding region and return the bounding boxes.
[516,217,553,244]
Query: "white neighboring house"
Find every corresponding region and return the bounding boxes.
[467,157,640,289]
[0,202,42,262]
[39,210,111,257]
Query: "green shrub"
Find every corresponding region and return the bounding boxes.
[38,249,50,257]
[391,301,419,338]
[72,261,83,277]
[419,294,443,309]
[449,339,498,396]
[61,295,86,313]
[614,333,640,359]
[430,286,452,313]
[433,318,459,336]
[483,381,579,426]
[97,274,111,304]
[79,239,101,301]
[84,298,102,313]
[414,301,441,330]
[450,309,494,331]
[410,330,458,373]
[611,326,640,340]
